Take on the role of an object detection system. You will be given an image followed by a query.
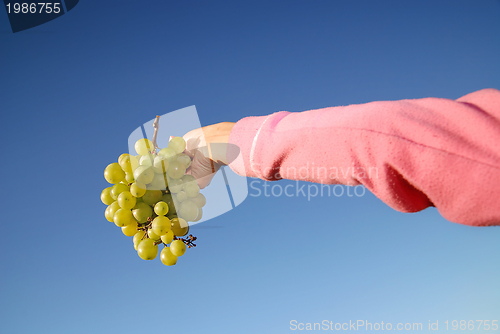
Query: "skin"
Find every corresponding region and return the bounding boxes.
[182,122,235,188]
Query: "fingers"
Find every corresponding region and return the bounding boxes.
[190,150,221,189]
[183,128,206,152]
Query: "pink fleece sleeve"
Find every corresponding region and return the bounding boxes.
[227,88,500,227]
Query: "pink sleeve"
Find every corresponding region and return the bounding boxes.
[227,88,500,227]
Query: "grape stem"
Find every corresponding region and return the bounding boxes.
[152,115,160,153]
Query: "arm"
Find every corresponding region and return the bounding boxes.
[227,88,500,226]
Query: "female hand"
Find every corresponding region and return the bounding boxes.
[182,122,235,189]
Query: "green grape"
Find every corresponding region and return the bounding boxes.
[153,155,169,174]
[101,187,114,205]
[167,178,183,193]
[162,194,177,214]
[171,217,189,236]
[133,165,154,184]
[192,208,203,222]
[132,202,153,224]
[160,230,174,244]
[167,160,186,179]
[118,153,129,166]
[137,239,158,260]
[191,193,206,208]
[184,182,200,198]
[160,247,177,266]
[179,200,199,221]
[118,191,137,210]
[135,138,154,156]
[133,231,146,250]
[113,208,134,227]
[139,153,154,167]
[122,222,138,237]
[148,229,161,241]
[158,147,176,160]
[181,174,197,184]
[104,163,126,184]
[154,201,169,216]
[119,154,139,174]
[176,191,188,202]
[125,173,135,183]
[148,173,168,190]
[168,137,186,154]
[176,153,192,168]
[105,201,121,222]
[142,190,163,206]
[104,206,114,222]
[152,216,171,236]
[110,183,130,200]
[170,239,186,257]
[130,182,147,197]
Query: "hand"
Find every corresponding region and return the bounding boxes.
[182,122,235,189]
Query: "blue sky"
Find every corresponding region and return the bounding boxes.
[1,1,499,333]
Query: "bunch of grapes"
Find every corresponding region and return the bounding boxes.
[100,136,206,266]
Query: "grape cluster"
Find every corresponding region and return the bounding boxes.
[100,137,206,266]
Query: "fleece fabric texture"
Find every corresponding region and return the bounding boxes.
[227,88,500,226]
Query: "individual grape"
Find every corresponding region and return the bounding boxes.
[117,191,137,210]
[167,178,183,193]
[135,138,154,156]
[105,206,114,222]
[162,194,177,214]
[176,191,188,202]
[168,137,186,154]
[101,187,114,205]
[105,201,121,222]
[170,239,186,257]
[179,200,199,221]
[184,182,200,198]
[110,183,130,200]
[160,247,177,266]
[148,173,168,190]
[176,153,192,168]
[154,201,169,216]
[118,153,129,166]
[171,217,189,236]
[122,222,138,237]
[192,208,203,222]
[104,163,126,184]
[133,231,146,250]
[139,153,154,167]
[152,216,171,236]
[191,193,206,208]
[125,173,135,183]
[160,230,174,244]
[132,202,153,224]
[133,165,154,184]
[119,154,139,174]
[158,147,176,160]
[153,156,169,174]
[181,174,197,184]
[113,208,134,227]
[137,239,158,260]
[130,182,147,197]
[148,229,161,241]
[167,160,186,179]
[142,190,163,206]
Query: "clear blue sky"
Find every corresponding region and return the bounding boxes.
[1,1,499,333]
